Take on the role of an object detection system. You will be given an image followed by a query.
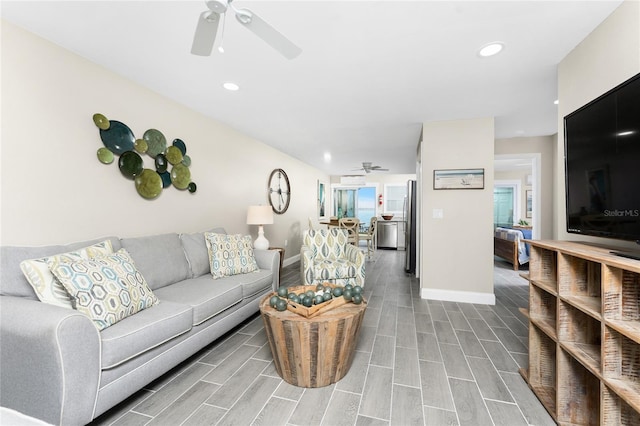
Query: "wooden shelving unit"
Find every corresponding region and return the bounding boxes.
[522,240,640,425]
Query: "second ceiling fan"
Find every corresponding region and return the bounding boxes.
[190,0,302,59]
[355,162,389,173]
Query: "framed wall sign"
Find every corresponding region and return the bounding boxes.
[433,168,484,190]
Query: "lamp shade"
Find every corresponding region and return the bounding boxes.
[247,205,274,225]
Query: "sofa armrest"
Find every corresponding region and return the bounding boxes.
[253,249,280,290]
[0,296,101,426]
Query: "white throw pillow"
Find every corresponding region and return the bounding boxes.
[20,240,113,309]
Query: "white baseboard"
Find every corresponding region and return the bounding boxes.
[420,288,495,305]
[283,253,300,267]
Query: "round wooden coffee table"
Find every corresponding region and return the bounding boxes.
[259,290,367,388]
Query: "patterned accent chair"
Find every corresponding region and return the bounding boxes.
[301,228,365,287]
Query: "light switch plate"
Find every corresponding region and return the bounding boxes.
[433,208,443,219]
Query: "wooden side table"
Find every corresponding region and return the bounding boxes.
[259,291,367,387]
[268,247,284,281]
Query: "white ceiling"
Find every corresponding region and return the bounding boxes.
[1,1,623,175]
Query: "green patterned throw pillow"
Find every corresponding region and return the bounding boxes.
[49,248,158,330]
[204,233,259,279]
[20,240,114,309]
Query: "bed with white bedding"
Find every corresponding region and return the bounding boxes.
[494,227,531,270]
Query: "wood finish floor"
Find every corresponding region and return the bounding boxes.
[90,250,555,426]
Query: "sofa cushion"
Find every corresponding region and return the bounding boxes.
[180,227,226,278]
[0,236,121,299]
[204,233,258,279]
[19,240,114,309]
[100,300,192,369]
[120,233,190,290]
[220,269,274,300]
[50,249,158,331]
[153,275,243,326]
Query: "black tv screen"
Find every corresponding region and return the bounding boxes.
[564,72,640,242]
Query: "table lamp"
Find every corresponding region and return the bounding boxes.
[247,205,274,250]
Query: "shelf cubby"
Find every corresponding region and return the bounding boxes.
[529,245,557,294]
[558,253,602,318]
[602,384,640,425]
[557,348,600,425]
[527,323,557,417]
[602,326,640,413]
[603,265,640,344]
[558,300,601,374]
[529,285,557,339]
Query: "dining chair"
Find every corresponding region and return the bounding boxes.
[338,217,360,247]
[359,217,377,259]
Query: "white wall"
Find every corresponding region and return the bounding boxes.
[0,21,328,262]
[556,0,640,249]
[420,118,495,304]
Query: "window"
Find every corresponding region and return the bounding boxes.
[332,186,377,224]
[494,181,521,228]
[383,184,406,216]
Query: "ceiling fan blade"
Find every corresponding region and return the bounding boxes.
[234,8,302,59]
[191,11,221,56]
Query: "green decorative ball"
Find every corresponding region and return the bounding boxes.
[332,287,344,297]
[269,295,280,308]
[352,294,363,305]
[275,298,287,311]
[277,286,288,297]
[343,289,353,302]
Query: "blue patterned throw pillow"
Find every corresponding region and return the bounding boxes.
[49,248,158,330]
[204,233,259,279]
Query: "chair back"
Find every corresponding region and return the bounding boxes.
[302,228,349,259]
[339,217,360,246]
[367,217,378,236]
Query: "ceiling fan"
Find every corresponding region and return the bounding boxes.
[191,0,302,59]
[354,162,389,173]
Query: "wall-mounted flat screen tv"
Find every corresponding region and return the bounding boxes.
[564,72,640,245]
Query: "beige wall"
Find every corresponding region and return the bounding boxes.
[556,0,640,249]
[420,118,494,304]
[495,135,555,239]
[0,21,328,262]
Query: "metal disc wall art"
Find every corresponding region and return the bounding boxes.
[92,113,197,199]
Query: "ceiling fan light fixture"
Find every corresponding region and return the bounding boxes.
[478,42,504,57]
[235,9,253,25]
[205,0,228,14]
[223,82,240,91]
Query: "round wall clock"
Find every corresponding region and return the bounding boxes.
[268,168,291,214]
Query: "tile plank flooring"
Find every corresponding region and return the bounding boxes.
[90,250,555,426]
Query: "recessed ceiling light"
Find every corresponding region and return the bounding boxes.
[478,42,504,57]
[223,82,239,91]
[324,152,331,162]
[554,99,559,105]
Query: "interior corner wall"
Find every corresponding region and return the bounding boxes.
[0,21,328,260]
[556,0,640,248]
[420,117,495,304]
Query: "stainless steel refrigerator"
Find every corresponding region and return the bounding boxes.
[404,180,417,273]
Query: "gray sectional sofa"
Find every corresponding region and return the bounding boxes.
[0,228,280,425]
